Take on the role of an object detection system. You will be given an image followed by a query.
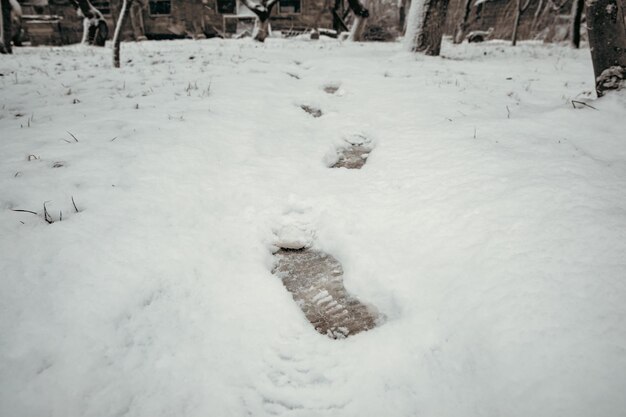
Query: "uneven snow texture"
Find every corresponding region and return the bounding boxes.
[1,39,626,417]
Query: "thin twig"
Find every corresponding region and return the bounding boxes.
[11,209,38,215]
[67,131,79,142]
[72,196,79,213]
[43,202,53,224]
[571,100,598,110]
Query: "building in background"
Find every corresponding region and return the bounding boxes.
[17,0,337,45]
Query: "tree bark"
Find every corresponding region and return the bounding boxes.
[399,0,406,32]
[512,0,531,46]
[0,0,12,54]
[584,0,626,96]
[453,0,472,44]
[71,0,109,46]
[113,0,131,68]
[254,17,270,41]
[405,0,450,55]
[570,0,584,48]
[346,0,369,41]
[240,0,278,42]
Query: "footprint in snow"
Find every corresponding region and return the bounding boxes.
[300,104,323,118]
[322,83,341,94]
[328,133,374,169]
[272,218,383,339]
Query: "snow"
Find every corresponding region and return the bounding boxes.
[1,38,626,417]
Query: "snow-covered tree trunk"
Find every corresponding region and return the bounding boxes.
[570,0,584,48]
[254,16,271,42]
[585,0,626,96]
[398,0,407,31]
[0,0,11,54]
[240,0,278,42]
[73,0,109,46]
[404,0,449,55]
[348,0,369,41]
[113,0,131,68]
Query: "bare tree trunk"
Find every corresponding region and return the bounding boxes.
[570,0,584,48]
[399,0,407,32]
[0,0,12,54]
[585,0,626,96]
[113,0,131,68]
[405,0,450,55]
[348,0,369,41]
[348,16,366,40]
[454,0,472,44]
[254,17,270,41]
[512,0,532,46]
[240,0,278,42]
[71,0,109,46]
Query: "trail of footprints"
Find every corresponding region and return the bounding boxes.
[274,82,381,340]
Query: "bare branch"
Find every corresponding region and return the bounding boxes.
[571,100,598,110]
[72,196,80,213]
[11,209,38,215]
[43,202,53,224]
[67,131,79,142]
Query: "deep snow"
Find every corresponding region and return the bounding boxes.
[1,38,625,417]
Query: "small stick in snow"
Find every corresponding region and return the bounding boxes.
[43,202,53,224]
[571,100,598,110]
[67,131,79,142]
[11,209,39,216]
[72,196,79,213]
[506,105,511,118]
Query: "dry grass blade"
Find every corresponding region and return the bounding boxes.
[67,131,79,142]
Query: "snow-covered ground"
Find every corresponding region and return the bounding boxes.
[1,38,625,417]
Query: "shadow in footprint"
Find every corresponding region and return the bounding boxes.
[273,248,382,339]
[300,105,323,118]
[323,84,340,94]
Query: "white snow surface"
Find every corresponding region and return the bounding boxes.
[1,39,626,417]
